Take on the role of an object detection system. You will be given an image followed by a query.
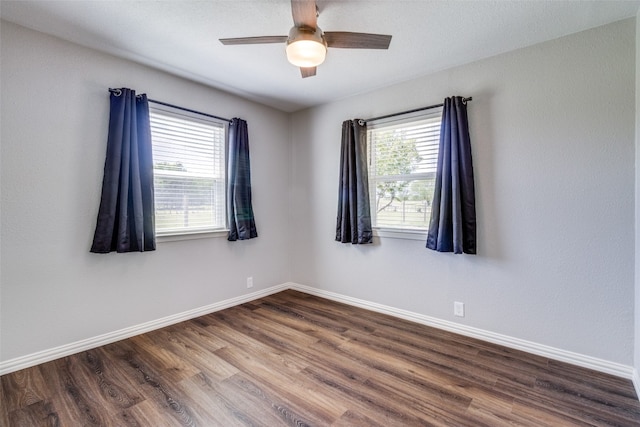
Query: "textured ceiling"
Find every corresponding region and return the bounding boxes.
[2,0,639,112]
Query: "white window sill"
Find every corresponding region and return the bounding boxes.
[157,229,228,243]
[373,228,427,241]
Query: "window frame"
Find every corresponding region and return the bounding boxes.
[148,103,229,241]
[367,107,443,240]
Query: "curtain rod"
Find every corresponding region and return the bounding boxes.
[360,97,472,125]
[108,88,232,124]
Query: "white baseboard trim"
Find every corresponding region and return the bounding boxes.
[0,284,289,376]
[2,281,635,384]
[287,282,636,380]
[633,368,640,399]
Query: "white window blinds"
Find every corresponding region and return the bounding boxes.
[368,108,442,231]
[149,105,227,236]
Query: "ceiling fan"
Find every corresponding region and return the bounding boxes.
[219,0,392,78]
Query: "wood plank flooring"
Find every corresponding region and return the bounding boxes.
[2,290,639,426]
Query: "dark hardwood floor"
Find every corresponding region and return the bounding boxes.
[2,290,639,426]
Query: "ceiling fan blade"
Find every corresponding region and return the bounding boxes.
[291,0,317,30]
[300,67,316,78]
[325,32,392,49]
[220,36,288,45]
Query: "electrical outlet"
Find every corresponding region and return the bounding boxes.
[454,301,464,317]
[247,277,253,288]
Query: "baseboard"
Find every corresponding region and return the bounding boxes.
[0,284,289,376]
[633,368,640,399]
[2,281,636,384]
[287,282,636,380]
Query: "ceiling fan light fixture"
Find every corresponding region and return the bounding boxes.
[286,26,327,67]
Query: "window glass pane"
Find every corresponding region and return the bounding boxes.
[368,108,441,231]
[149,106,227,236]
[374,179,435,229]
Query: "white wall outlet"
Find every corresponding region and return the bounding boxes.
[246,277,253,288]
[454,301,465,317]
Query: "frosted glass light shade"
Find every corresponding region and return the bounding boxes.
[286,27,327,67]
[286,40,326,67]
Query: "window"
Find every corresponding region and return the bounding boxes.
[368,107,442,236]
[149,104,227,236]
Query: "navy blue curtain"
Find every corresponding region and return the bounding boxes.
[227,118,258,241]
[91,88,156,253]
[336,119,373,244]
[426,96,476,254]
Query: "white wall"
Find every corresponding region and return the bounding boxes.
[290,19,636,365]
[1,17,637,372]
[0,21,291,362]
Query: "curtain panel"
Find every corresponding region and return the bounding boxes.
[335,119,373,244]
[227,118,258,241]
[91,88,156,253]
[426,96,476,254]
